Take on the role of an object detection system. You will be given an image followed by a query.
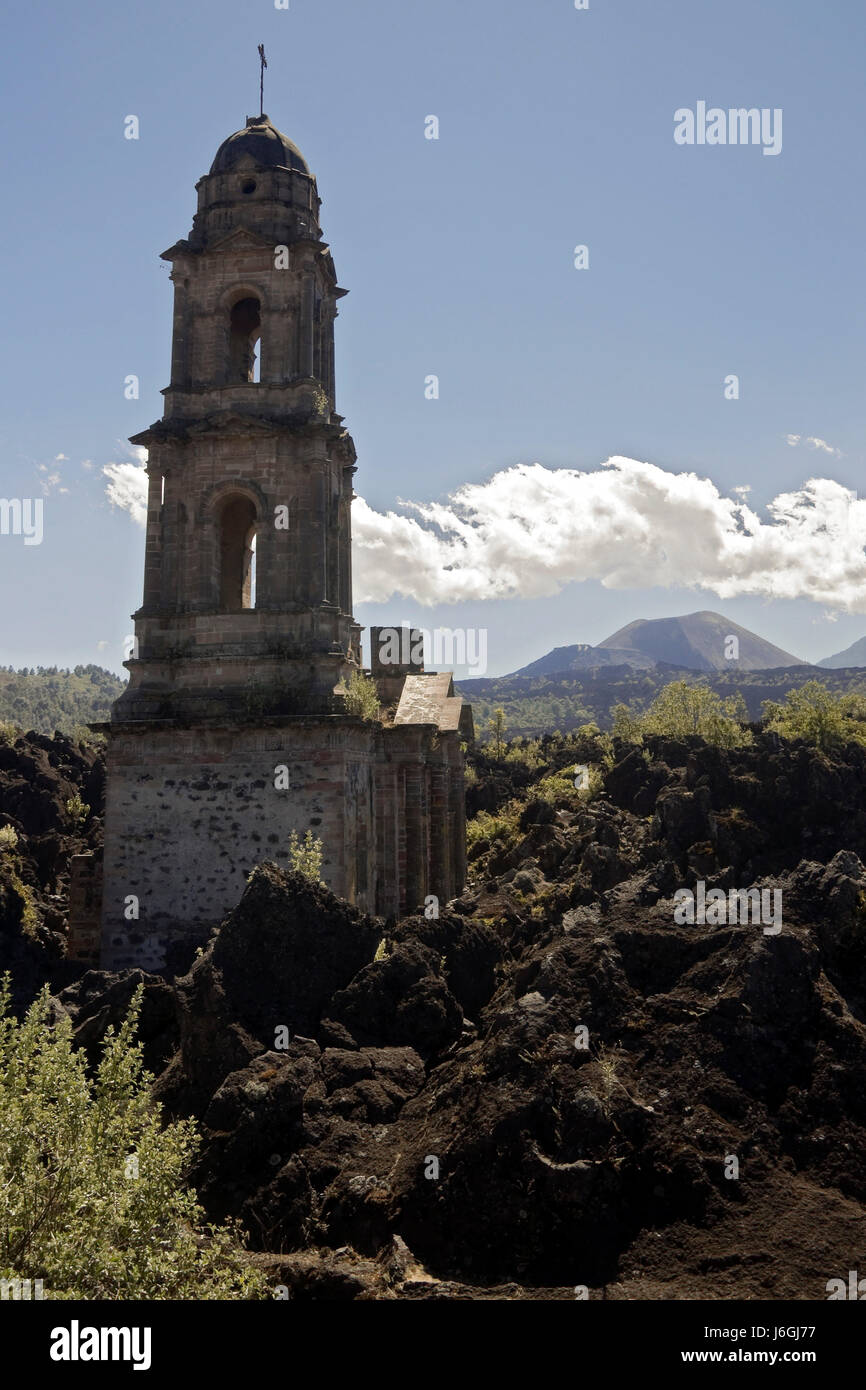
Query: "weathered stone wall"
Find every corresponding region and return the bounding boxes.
[99,717,467,971]
[374,724,465,919]
[100,718,378,971]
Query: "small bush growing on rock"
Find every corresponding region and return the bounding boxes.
[504,736,544,771]
[64,794,90,829]
[576,765,607,800]
[611,703,644,743]
[466,806,521,855]
[288,829,325,883]
[0,847,38,937]
[0,721,18,746]
[594,1043,625,1114]
[0,978,267,1300]
[762,681,866,752]
[534,768,581,806]
[338,671,382,720]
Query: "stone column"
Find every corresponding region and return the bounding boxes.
[301,273,315,377]
[375,759,400,918]
[142,466,163,609]
[169,273,191,387]
[428,762,449,908]
[403,754,428,914]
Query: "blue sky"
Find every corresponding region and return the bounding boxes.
[0,0,864,678]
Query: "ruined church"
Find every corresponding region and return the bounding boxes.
[71,113,472,970]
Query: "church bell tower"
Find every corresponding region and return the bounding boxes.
[116,113,361,724]
[98,114,371,971]
[92,110,471,974]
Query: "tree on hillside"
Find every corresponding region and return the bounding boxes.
[613,680,750,748]
[486,707,507,759]
[762,680,866,751]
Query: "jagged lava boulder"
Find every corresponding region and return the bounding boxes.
[158,863,382,1111]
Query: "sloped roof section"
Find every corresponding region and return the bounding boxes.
[394,673,473,739]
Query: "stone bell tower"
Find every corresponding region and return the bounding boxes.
[117,113,360,722]
[92,114,471,973]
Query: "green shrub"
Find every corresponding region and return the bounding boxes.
[485,707,507,759]
[611,703,644,743]
[575,764,607,800]
[338,671,381,720]
[614,680,751,749]
[533,769,581,806]
[288,829,324,883]
[762,681,866,751]
[466,807,520,855]
[0,825,35,933]
[64,794,90,829]
[0,843,38,936]
[503,736,544,771]
[0,979,267,1300]
[571,724,615,773]
[0,722,18,746]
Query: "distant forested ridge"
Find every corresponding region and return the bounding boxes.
[458,663,866,738]
[0,665,125,738]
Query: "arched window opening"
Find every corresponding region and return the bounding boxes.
[229,296,261,383]
[218,495,258,610]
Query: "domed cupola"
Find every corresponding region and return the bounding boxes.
[210,114,310,176]
[181,113,322,254]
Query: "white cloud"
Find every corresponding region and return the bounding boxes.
[102,451,866,615]
[96,640,109,651]
[37,453,71,494]
[104,460,148,527]
[352,456,866,612]
[786,434,842,457]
